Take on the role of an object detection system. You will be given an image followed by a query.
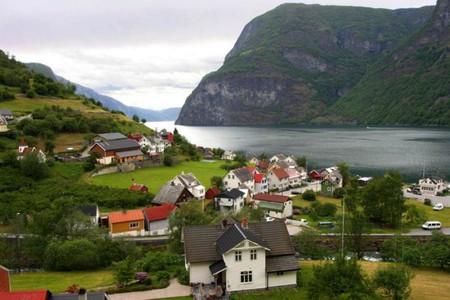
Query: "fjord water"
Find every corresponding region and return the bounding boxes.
[147,122,450,182]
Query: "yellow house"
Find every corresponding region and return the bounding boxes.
[109,209,145,237]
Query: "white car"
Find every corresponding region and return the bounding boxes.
[433,203,444,211]
[264,215,275,222]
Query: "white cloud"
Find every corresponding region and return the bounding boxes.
[0,0,437,109]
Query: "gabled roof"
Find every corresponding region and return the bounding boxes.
[254,173,264,183]
[0,290,51,300]
[253,193,290,203]
[271,168,289,179]
[183,220,295,264]
[274,160,290,169]
[94,139,140,151]
[286,168,301,178]
[272,154,287,161]
[257,160,270,169]
[174,173,201,187]
[129,183,148,192]
[206,186,221,199]
[232,167,254,182]
[109,209,144,224]
[143,203,177,222]
[215,223,270,254]
[77,205,98,217]
[98,132,127,140]
[266,255,300,273]
[0,109,13,116]
[246,166,256,173]
[152,183,194,205]
[0,115,8,125]
[216,188,244,199]
[209,260,227,276]
[115,150,143,158]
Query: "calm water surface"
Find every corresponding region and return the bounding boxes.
[147,122,450,182]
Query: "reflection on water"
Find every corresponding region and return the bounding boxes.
[146,121,450,182]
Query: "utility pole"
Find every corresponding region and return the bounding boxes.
[341,196,345,257]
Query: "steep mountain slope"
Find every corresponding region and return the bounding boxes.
[176,3,433,126]
[328,0,450,125]
[26,63,180,121]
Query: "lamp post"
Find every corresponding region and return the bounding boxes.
[341,196,345,257]
[14,213,22,274]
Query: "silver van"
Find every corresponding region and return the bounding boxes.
[422,221,441,230]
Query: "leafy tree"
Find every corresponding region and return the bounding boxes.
[258,153,268,160]
[168,200,212,254]
[210,176,224,190]
[343,210,372,259]
[311,201,337,217]
[372,264,414,300]
[380,235,421,267]
[307,254,373,299]
[163,153,173,166]
[361,171,405,228]
[233,154,247,167]
[402,204,427,226]
[292,229,330,260]
[302,189,316,201]
[113,257,136,286]
[423,231,450,268]
[44,140,55,154]
[141,118,147,123]
[132,114,139,122]
[336,161,351,187]
[296,155,307,169]
[20,153,50,180]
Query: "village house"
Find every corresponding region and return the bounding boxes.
[270,154,287,162]
[93,132,127,143]
[17,138,46,163]
[286,168,302,187]
[170,172,205,200]
[254,173,269,194]
[252,193,293,219]
[88,138,142,164]
[76,205,100,225]
[215,188,246,214]
[160,130,173,143]
[223,167,255,193]
[143,203,177,235]
[248,157,259,165]
[205,186,221,200]
[419,176,446,196]
[222,150,236,161]
[256,160,270,173]
[129,183,149,193]
[0,109,14,120]
[151,183,194,206]
[267,168,290,191]
[183,219,300,293]
[0,115,8,132]
[268,160,290,173]
[321,177,340,196]
[108,209,145,237]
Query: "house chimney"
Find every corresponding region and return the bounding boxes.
[241,217,248,229]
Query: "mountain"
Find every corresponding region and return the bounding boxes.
[25,63,180,121]
[327,0,450,125]
[176,3,434,126]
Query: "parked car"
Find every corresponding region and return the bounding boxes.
[299,219,308,226]
[433,203,444,211]
[412,189,422,195]
[291,191,300,195]
[317,221,334,229]
[422,221,441,230]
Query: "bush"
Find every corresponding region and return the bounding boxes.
[424,198,432,206]
[302,189,316,201]
[311,202,337,217]
[156,270,171,281]
[176,268,190,286]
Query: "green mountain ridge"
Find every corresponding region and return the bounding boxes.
[175,2,448,126]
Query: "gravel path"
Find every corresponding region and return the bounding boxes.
[108,279,191,300]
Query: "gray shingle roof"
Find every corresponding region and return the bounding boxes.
[266,255,300,273]
[115,149,143,158]
[232,167,254,182]
[97,139,140,151]
[216,223,269,254]
[152,183,193,205]
[98,132,127,140]
[183,220,295,264]
[177,173,200,185]
[216,188,244,200]
[209,260,227,275]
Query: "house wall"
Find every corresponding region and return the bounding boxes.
[267,271,297,288]
[110,220,144,234]
[189,262,215,284]
[223,171,241,191]
[419,178,445,196]
[222,242,266,292]
[148,219,169,235]
[267,174,289,191]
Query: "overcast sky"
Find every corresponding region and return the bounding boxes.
[1,0,436,110]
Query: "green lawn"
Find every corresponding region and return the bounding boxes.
[85,160,227,194]
[405,199,450,227]
[10,270,115,293]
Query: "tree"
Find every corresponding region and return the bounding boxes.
[168,200,212,254]
[141,118,147,123]
[343,210,372,259]
[163,153,173,166]
[337,161,351,187]
[20,153,50,180]
[292,229,330,260]
[402,204,427,226]
[307,254,373,299]
[44,140,55,154]
[361,171,405,228]
[423,231,450,268]
[372,264,415,300]
[296,155,307,169]
[380,235,422,267]
[132,114,139,122]
[258,153,268,160]
[302,189,316,201]
[112,256,136,286]
[210,176,224,190]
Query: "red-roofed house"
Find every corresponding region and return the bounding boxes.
[267,168,290,191]
[109,209,145,236]
[0,290,51,300]
[129,183,149,193]
[309,169,328,181]
[254,173,268,194]
[127,133,143,142]
[143,203,177,235]
[253,193,293,219]
[205,186,221,199]
[17,138,46,163]
[256,160,270,173]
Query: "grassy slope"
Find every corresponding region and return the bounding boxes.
[85,161,227,194]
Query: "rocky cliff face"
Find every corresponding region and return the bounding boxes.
[176,3,433,126]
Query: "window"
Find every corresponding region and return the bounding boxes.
[129,222,139,229]
[235,251,242,262]
[250,250,257,260]
[232,175,235,179]
[276,271,284,276]
[240,271,252,283]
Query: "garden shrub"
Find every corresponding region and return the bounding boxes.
[302,189,316,201]
[424,198,432,206]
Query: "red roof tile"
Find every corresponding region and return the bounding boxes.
[0,290,51,300]
[129,183,148,192]
[272,168,289,179]
[254,173,264,183]
[143,203,177,222]
[253,193,290,203]
[247,166,256,173]
[109,209,144,224]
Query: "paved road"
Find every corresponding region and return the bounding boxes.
[403,189,450,207]
[108,279,190,300]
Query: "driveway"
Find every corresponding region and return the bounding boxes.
[108,279,191,300]
[403,189,450,207]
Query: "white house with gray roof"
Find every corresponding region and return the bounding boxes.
[170,172,205,200]
[215,188,245,214]
[183,219,299,293]
[223,167,255,193]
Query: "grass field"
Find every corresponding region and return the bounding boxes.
[406,199,450,227]
[85,160,228,194]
